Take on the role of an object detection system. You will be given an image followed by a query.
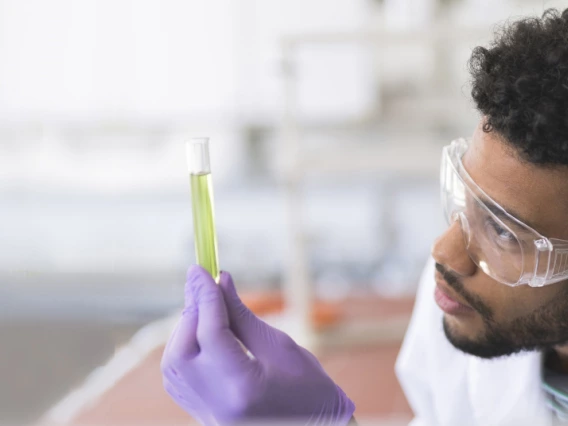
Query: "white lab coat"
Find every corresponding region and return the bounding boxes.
[395,258,554,426]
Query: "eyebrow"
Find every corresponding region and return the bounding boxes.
[481,199,539,231]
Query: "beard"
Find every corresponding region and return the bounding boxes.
[436,263,568,359]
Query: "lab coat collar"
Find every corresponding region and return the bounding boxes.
[467,349,552,426]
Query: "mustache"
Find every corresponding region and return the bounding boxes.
[435,262,494,320]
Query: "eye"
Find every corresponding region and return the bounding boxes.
[485,218,517,247]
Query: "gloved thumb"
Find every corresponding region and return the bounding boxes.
[219,271,274,358]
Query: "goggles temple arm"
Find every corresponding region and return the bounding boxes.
[530,239,552,287]
[543,239,568,286]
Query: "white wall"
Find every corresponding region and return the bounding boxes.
[0,0,236,116]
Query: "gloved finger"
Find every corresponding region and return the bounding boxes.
[161,275,200,373]
[219,270,273,359]
[161,312,199,371]
[190,266,259,371]
[163,319,181,355]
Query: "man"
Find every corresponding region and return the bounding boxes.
[161,8,568,425]
[397,8,568,425]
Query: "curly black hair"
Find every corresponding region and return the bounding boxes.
[469,8,568,165]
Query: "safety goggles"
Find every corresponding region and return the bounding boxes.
[441,138,568,287]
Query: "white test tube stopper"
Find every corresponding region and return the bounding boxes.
[186,137,211,175]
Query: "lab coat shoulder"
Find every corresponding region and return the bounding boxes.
[395,258,554,426]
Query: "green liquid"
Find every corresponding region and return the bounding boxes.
[190,173,220,283]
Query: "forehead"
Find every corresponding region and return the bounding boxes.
[462,125,568,239]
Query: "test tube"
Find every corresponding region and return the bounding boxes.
[186,137,220,283]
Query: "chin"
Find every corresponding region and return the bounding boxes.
[442,316,519,359]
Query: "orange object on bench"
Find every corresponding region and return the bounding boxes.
[240,292,342,330]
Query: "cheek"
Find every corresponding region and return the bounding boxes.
[482,285,559,323]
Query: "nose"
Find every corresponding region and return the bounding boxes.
[431,220,477,276]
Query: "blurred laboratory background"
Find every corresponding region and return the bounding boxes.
[0,0,564,425]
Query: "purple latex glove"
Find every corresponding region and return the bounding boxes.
[161,265,355,425]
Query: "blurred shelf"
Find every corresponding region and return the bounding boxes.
[290,140,442,178]
[282,27,489,48]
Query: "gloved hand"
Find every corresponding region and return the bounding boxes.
[161,265,355,425]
